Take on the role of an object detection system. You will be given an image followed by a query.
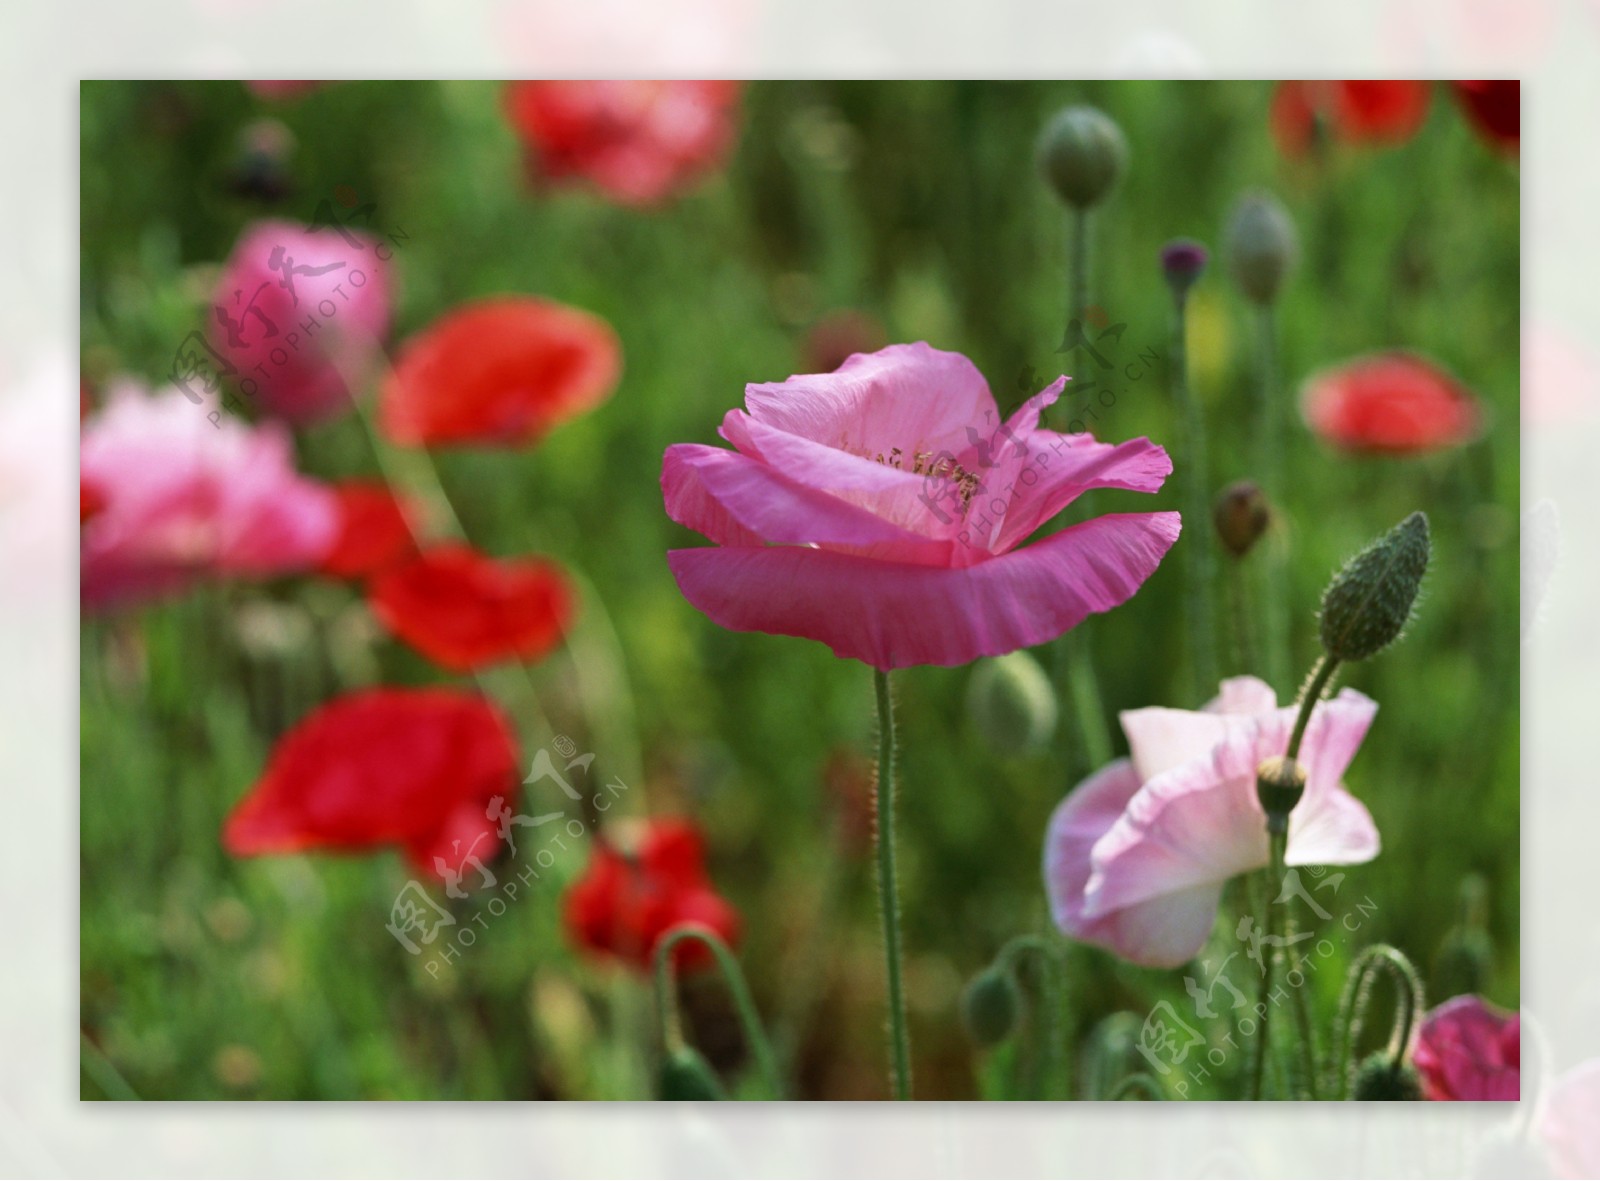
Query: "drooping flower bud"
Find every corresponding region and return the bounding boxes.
[658,1043,725,1100]
[966,651,1058,754]
[1213,480,1271,557]
[1159,238,1209,302]
[1352,1053,1423,1101]
[1224,190,1299,305]
[960,965,1021,1047]
[1036,105,1128,210]
[1256,755,1307,830]
[1318,511,1430,663]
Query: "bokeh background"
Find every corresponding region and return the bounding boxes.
[78,79,1518,1101]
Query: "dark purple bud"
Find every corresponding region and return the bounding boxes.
[1160,238,1209,301]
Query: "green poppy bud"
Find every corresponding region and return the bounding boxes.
[1036,105,1128,210]
[966,651,1058,754]
[960,965,1021,1047]
[658,1043,725,1101]
[1352,1053,1423,1101]
[1225,190,1299,306]
[1213,480,1271,558]
[1318,512,1431,663]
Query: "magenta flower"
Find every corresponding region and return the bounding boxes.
[662,343,1179,669]
[1043,676,1381,967]
[1540,1059,1600,1177]
[1413,994,1521,1101]
[80,382,337,611]
[209,219,392,424]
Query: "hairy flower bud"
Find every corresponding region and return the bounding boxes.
[967,651,1058,754]
[1318,511,1430,662]
[961,965,1021,1047]
[1036,105,1128,210]
[1352,1053,1424,1101]
[1213,480,1271,557]
[1225,190,1299,305]
[1160,238,1209,302]
[658,1043,725,1100]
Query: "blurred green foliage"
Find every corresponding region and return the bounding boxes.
[79,80,1518,1100]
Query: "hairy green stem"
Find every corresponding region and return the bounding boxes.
[873,668,912,1100]
[1248,861,1274,1100]
[997,934,1066,1099]
[653,924,784,1100]
[1288,654,1340,762]
[1332,944,1425,1099]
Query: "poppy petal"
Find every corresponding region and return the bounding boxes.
[318,480,418,579]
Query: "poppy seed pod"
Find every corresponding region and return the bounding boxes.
[966,651,1058,754]
[1213,480,1271,557]
[1036,105,1128,209]
[1255,755,1307,828]
[1318,511,1430,663]
[1224,191,1299,305]
[1352,1053,1424,1101]
[960,965,1021,1047]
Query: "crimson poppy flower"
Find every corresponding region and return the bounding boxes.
[1270,80,1431,157]
[223,687,519,878]
[503,81,742,207]
[1301,351,1485,454]
[563,818,740,972]
[379,297,621,449]
[367,542,574,673]
[318,480,418,580]
[1412,994,1520,1100]
[1451,81,1519,155]
[80,477,107,525]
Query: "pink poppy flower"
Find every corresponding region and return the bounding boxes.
[209,219,392,424]
[1413,994,1520,1100]
[80,383,337,611]
[503,80,742,207]
[1302,352,1486,454]
[662,343,1180,670]
[1043,676,1380,968]
[1540,1059,1600,1177]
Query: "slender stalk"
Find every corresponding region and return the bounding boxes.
[1247,862,1274,1100]
[1171,289,1216,699]
[997,934,1066,1100]
[1255,303,1290,694]
[873,668,912,1100]
[1280,861,1320,1100]
[1068,207,1090,334]
[1226,557,1258,676]
[1331,944,1425,1099]
[1288,654,1340,762]
[653,924,784,1100]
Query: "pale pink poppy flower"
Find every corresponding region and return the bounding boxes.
[1540,1059,1600,1177]
[209,219,392,424]
[1043,676,1381,968]
[1413,994,1521,1100]
[662,342,1180,669]
[80,382,337,611]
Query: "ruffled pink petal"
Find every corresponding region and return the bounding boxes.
[662,442,951,564]
[1285,781,1381,866]
[1540,1059,1600,1178]
[667,510,1180,669]
[1044,760,1226,967]
[742,342,999,460]
[1120,706,1241,783]
[1208,676,1279,716]
[1293,688,1379,806]
[990,433,1175,553]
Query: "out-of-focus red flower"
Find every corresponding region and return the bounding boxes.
[1271,81,1431,157]
[80,477,107,525]
[379,297,621,449]
[803,310,889,374]
[1413,994,1520,1101]
[1301,352,1485,454]
[368,542,574,673]
[319,481,418,580]
[563,817,740,972]
[1452,81,1519,155]
[504,80,742,207]
[223,687,519,879]
[210,219,393,425]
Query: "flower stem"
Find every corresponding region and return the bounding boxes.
[997,934,1067,1099]
[873,668,912,1100]
[1226,557,1258,676]
[653,924,785,1100]
[1288,653,1340,762]
[1254,303,1290,695]
[1068,207,1091,335]
[1171,288,1217,699]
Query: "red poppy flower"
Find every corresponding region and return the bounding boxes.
[80,477,107,525]
[1301,352,1485,454]
[367,542,574,673]
[318,481,418,580]
[1452,81,1519,155]
[563,818,740,972]
[503,81,742,207]
[379,297,621,449]
[1271,81,1431,157]
[223,687,519,879]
